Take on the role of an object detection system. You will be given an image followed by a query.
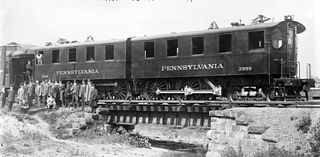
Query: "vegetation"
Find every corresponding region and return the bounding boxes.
[37,108,151,148]
[221,146,243,157]
[295,114,312,134]
[310,118,320,157]
[221,146,308,157]
[253,146,307,157]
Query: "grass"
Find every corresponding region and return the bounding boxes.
[221,146,309,157]
[295,114,312,134]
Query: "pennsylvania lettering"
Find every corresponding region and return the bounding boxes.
[161,63,224,72]
[56,69,99,75]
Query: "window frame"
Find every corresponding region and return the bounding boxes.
[248,30,265,50]
[68,48,77,63]
[105,45,114,60]
[192,37,204,55]
[144,41,155,58]
[52,49,60,64]
[219,34,232,53]
[36,51,44,65]
[167,39,179,57]
[86,46,95,61]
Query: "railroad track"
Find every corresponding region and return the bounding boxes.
[97,100,320,128]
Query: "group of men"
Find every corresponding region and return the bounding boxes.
[0,79,99,112]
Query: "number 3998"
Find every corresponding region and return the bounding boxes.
[238,66,252,71]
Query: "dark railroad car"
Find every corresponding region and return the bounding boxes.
[131,16,314,100]
[30,16,315,101]
[31,39,130,99]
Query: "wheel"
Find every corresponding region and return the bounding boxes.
[266,88,283,101]
[112,81,129,100]
[144,80,170,100]
[181,79,202,90]
[181,79,202,100]
[227,87,241,101]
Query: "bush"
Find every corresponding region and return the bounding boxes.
[310,118,320,157]
[221,146,307,157]
[253,146,307,157]
[77,127,151,148]
[221,146,243,157]
[296,115,312,133]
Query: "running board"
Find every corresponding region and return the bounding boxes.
[96,82,118,87]
[156,89,221,96]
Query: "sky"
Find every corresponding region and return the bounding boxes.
[0,0,319,77]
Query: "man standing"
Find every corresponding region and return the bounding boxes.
[71,81,79,108]
[27,80,35,108]
[64,81,72,107]
[7,85,15,112]
[25,61,33,82]
[78,80,87,109]
[84,80,92,105]
[89,83,98,113]
[59,81,65,107]
[51,81,60,108]
[42,79,49,106]
[0,87,7,109]
[17,83,27,107]
[35,80,42,107]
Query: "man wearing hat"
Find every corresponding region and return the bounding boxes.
[89,83,98,113]
[78,79,88,109]
[7,84,15,112]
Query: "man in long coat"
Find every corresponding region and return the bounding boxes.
[89,83,98,113]
[59,81,65,107]
[51,81,60,108]
[35,80,42,107]
[64,81,72,107]
[84,80,92,103]
[78,80,87,109]
[7,85,15,112]
[26,80,35,107]
[17,83,27,107]
[0,87,7,108]
[71,81,79,108]
[42,80,49,106]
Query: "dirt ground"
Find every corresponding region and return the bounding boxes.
[2,103,319,157]
[0,104,175,157]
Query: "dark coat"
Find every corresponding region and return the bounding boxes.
[89,88,98,107]
[51,85,60,98]
[0,90,7,102]
[27,83,35,97]
[42,83,49,95]
[64,85,72,99]
[71,84,79,95]
[7,89,15,102]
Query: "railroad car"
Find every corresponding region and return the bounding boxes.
[0,43,35,89]
[30,16,315,101]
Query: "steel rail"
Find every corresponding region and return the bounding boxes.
[98,99,320,106]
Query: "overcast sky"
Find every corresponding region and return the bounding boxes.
[0,0,319,77]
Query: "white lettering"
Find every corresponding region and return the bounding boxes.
[56,69,100,76]
[161,63,224,72]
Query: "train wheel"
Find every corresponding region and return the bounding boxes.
[181,79,202,100]
[112,81,129,100]
[144,80,169,100]
[266,88,283,101]
[227,87,241,101]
